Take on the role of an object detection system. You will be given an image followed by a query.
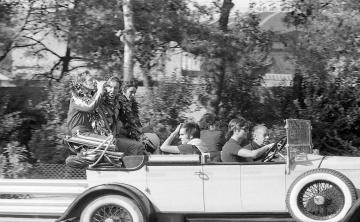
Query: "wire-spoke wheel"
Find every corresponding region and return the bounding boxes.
[298,180,345,220]
[91,204,132,222]
[287,169,357,222]
[80,195,144,222]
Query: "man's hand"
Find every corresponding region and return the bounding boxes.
[263,142,275,150]
[97,81,106,93]
[173,123,184,135]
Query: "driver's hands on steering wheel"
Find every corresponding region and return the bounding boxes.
[263,143,275,150]
[262,136,287,162]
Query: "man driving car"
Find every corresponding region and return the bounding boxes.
[221,119,273,162]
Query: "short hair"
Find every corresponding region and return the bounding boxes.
[198,113,216,130]
[226,117,250,140]
[252,124,267,134]
[182,122,201,139]
[107,76,122,86]
[122,79,138,91]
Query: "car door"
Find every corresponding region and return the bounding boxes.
[146,155,204,212]
[240,163,287,212]
[202,162,287,213]
[202,164,242,212]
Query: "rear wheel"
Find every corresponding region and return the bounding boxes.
[286,168,357,222]
[80,195,144,222]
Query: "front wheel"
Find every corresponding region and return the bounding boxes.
[286,168,357,222]
[80,195,144,222]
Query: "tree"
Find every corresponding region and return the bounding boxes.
[183,1,273,121]
[132,0,191,88]
[283,0,360,155]
[121,0,135,81]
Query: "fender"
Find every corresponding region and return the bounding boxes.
[342,198,360,222]
[56,183,153,222]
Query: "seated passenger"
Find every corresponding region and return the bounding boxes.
[199,113,226,153]
[67,73,146,156]
[160,122,209,154]
[221,118,272,162]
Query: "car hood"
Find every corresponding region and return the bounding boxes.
[319,156,360,170]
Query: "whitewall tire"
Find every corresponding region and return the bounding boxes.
[80,195,144,222]
[286,168,357,222]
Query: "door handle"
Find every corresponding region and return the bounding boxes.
[194,171,209,180]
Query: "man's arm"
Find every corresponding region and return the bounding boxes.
[72,81,106,112]
[237,143,273,159]
[160,124,183,153]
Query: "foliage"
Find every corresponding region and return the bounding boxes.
[183,4,273,121]
[298,77,360,155]
[0,88,46,151]
[132,0,191,86]
[283,0,360,155]
[28,123,69,163]
[0,142,32,179]
[1,0,195,82]
[28,77,72,163]
[138,76,193,142]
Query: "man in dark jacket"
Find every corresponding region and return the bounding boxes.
[67,73,145,156]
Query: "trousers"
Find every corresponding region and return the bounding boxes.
[75,131,146,156]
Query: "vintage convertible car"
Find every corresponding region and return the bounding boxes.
[57,120,360,222]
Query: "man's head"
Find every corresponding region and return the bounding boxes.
[179,122,201,144]
[70,71,97,97]
[199,113,216,130]
[105,76,121,98]
[227,117,250,140]
[122,80,138,100]
[252,124,269,146]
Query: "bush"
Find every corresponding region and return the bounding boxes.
[299,77,360,156]
[139,76,193,142]
[0,142,32,179]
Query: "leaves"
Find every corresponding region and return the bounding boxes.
[284,0,360,155]
[0,142,32,179]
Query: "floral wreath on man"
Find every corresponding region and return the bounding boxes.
[70,73,158,153]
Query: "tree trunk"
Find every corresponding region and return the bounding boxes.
[122,0,135,82]
[141,67,151,89]
[58,46,71,81]
[219,0,234,32]
[211,0,234,115]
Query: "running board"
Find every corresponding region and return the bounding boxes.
[154,213,294,222]
[187,218,295,222]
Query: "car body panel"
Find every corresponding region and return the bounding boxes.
[202,164,241,212]
[241,163,286,212]
[319,156,360,189]
[146,165,204,212]
[87,167,147,192]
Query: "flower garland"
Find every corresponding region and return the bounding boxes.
[118,95,142,140]
[91,91,142,141]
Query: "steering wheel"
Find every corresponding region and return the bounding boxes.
[262,136,287,162]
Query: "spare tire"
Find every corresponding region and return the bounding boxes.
[286,168,357,222]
